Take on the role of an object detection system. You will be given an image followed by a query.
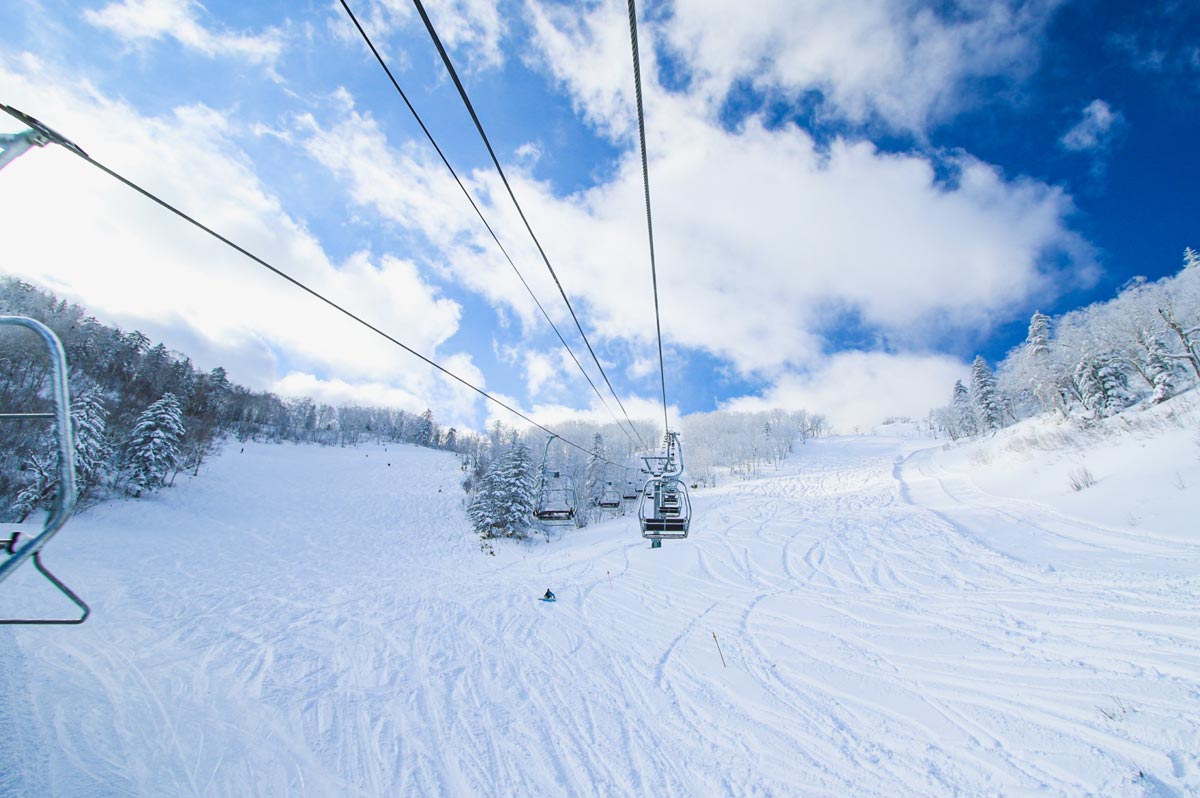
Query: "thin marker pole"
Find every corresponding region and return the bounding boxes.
[712,631,727,668]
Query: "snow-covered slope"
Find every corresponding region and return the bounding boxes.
[924,391,1200,549]
[2,427,1198,797]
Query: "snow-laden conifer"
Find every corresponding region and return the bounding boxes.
[411,409,436,447]
[12,451,56,522]
[467,443,536,540]
[125,392,185,494]
[970,357,1004,432]
[584,433,606,510]
[12,387,112,519]
[72,386,112,501]
[951,380,977,439]
[1026,312,1051,358]
[1076,354,1136,418]
[1144,333,1180,404]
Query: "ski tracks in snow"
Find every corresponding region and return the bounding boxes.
[3,437,1199,796]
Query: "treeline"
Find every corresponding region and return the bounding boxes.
[0,278,476,520]
[460,418,653,531]
[682,409,827,486]
[931,249,1199,438]
[462,409,827,543]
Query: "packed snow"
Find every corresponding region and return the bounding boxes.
[2,414,1199,796]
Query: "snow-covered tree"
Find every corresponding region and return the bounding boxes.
[1023,311,1061,412]
[11,387,111,519]
[970,357,1003,432]
[124,393,185,494]
[1143,332,1180,404]
[467,443,536,540]
[409,409,435,447]
[1075,354,1136,418]
[1026,311,1051,358]
[950,380,977,439]
[12,450,56,522]
[585,433,606,506]
[71,386,111,501]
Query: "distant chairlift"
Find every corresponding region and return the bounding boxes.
[0,316,89,624]
[620,473,639,501]
[598,479,622,509]
[639,431,691,541]
[535,436,576,522]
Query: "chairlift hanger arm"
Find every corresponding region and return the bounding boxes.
[0,104,88,160]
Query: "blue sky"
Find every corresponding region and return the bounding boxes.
[1,0,1196,432]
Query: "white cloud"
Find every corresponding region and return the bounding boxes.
[1060,99,1124,152]
[515,141,543,168]
[332,0,505,70]
[522,349,563,397]
[84,0,284,68]
[490,1,1094,383]
[626,356,656,380]
[297,74,1092,383]
[293,103,589,336]
[274,371,422,407]
[273,351,485,430]
[532,0,1063,137]
[423,0,506,69]
[0,53,471,416]
[526,0,639,139]
[724,351,969,432]
[458,113,1091,375]
[527,394,676,433]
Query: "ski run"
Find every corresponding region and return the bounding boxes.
[3,404,1199,797]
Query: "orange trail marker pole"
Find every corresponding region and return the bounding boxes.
[713,632,727,668]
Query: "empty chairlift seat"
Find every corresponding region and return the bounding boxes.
[639,478,690,539]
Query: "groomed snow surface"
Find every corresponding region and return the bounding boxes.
[3,404,1199,797]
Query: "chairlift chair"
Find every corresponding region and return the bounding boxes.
[639,477,690,539]
[534,438,577,523]
[638,431,691,541]
[598,480,621,509]
[0,316,89,624]
[621,478,639,500]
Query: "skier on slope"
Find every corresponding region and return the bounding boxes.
[543,589,556,602]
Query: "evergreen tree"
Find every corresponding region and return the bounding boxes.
[411,409,435,447]
[1144,332,1180,404]
[970,356,1003,432]
[1025,311,1052,358]
[12,450,57,522]
[442,427,457,451]
[1023,311,1059,412]
[11,387,111,519]
[585,433,606,507]
[124,393,185,494]
[72,386,112,502]
[950,380,977,438]
[1076,354,1135,418]
[467,443,536,540]
[488,420,504,452]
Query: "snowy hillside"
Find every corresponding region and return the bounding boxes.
[2,421,1198,796]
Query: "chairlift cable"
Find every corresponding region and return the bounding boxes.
[0,102,623,465]
[338,0,642,451]
[408,0,649,451]
[626,0,671,438]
